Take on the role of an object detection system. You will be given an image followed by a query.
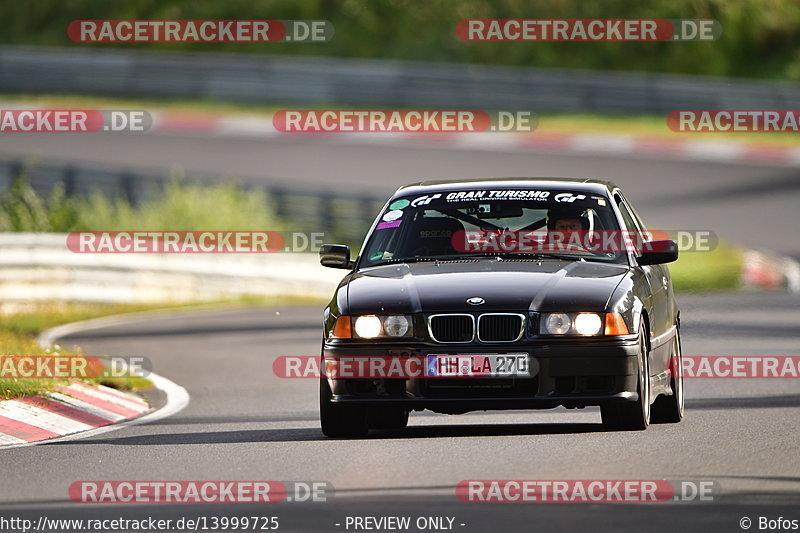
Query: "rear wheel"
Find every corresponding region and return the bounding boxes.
[601,320,650,431]
[651,330,685,423]
[319,379,368,438]
[368,407,409,430]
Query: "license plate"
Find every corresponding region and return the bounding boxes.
[425,353,530,378]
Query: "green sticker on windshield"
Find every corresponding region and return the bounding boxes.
[389,199,410,210]
[369,252,384,261]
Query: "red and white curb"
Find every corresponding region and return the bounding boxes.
[741,250,800,293]
[0,382,149,446]
[0,315,190,449]
[2,102,797,166]
[148,111,800,167]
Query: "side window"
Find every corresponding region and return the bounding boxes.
[614,194,639,232]
[618,193,648,230]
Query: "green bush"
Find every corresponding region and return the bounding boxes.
[0,175,283,232]
[0,176,80,232]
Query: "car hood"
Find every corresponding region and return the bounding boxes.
[345,259,629,314]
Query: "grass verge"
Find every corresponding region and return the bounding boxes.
[0,303,160,400]
[669,242,744,291]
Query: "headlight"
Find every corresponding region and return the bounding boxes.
[543,313,571,335]
[540,312,606,336]
[354,315,383,338]
[574,313,603,335]
[350,315,415,339]
[383,315,411,337]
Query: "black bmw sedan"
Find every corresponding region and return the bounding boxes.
[319,178,684,437]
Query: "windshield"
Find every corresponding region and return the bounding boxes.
[361,188,629,266]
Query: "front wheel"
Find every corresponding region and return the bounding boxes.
[651,330,685,423]
[319,379,368,438]
[601,320,650,431]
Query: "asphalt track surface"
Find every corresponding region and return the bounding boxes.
[1,294,799,532]
[1,133,799,532]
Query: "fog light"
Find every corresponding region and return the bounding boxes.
[574,313,602,335]
[354,315,383,338]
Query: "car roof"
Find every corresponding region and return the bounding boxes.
[393,178,619,198]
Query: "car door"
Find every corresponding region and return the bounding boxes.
[613,193,670,374]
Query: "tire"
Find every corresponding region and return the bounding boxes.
[319,378,368,438]
[601,320,651,431]
[651,330,685,423]
[368,407,409,430]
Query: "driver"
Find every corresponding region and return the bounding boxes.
[544,207,591,252]
[546,207,590,231]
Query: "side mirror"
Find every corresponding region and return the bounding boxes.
[320,244,354,269]
[637,239,678,266]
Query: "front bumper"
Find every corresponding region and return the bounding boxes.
[322,337,640,413]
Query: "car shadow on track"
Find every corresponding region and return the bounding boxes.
[48,422,606,446]
[45,391,800,447]
[369,422,607,440]
[142,414,321,426]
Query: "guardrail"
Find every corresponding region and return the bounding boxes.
[0,157,386,246]
[3,45,800,113]
[0,233,343,311]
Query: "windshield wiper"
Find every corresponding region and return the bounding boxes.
[381,252,585,263]
[371,251,607,267]
[475,251,585,262]
[384,255,466,263]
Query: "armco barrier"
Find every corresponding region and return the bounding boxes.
[0,233,344,311]
[2,45,800,113]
